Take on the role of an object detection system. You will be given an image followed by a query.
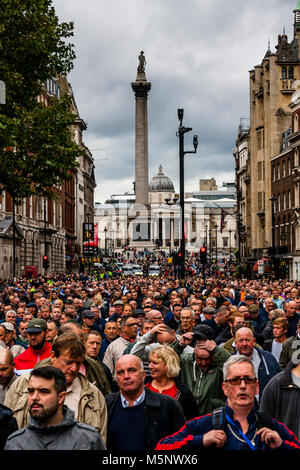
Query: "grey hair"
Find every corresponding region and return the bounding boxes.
[180,307,195,318]
[223,355,256,381]
[206,297,217,305]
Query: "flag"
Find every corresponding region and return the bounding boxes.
[220,209,228,233]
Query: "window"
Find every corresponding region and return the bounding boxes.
[282,160,286,178]
[288,190,291,209]
[288,67,294,79]
[288,158,291,175]
[222,238,228,247]
[282,67,287,78]
[295,114,299,133]
[272,164,276,182]
[283,192,286,210]
[257,129,264,150]
[277,163,280,179]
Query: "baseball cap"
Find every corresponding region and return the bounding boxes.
[193,324,214,341]
[81,310,96,318]
[245,295,256,301]
[248,304,259,313]
[133,309,145,318]
[27,318,47,333]
[1,322,15,332]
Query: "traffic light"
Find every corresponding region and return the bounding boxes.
[200,246,207,264]
[43,255,49,269]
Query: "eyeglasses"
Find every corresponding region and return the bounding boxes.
[125,322,138,327]
[225,376,257,386]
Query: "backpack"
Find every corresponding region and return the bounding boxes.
[211,406,274,431]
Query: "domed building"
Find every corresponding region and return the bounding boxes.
[148,165,175,204]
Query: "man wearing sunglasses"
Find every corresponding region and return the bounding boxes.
[156,355,300,450]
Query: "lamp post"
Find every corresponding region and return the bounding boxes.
[177,108,198,281]
[165,197,178,257]
[229,229,232,261]
[270,195,276,276]
[104,226,108,255]
[214,223,218,262]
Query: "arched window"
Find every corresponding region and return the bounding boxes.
[288,67,294,79]
[282,67,287,78]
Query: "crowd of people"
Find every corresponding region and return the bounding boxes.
[0,270,300,451]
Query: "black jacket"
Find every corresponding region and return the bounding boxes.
[105,387,186,451]
[144,376,199,421]
[259,364,300,439]
[0,403,18,450]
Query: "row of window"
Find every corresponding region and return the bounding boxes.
[282,67,294,79]
[272,158,292,181]
[274,191,292,212]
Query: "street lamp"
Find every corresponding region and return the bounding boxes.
[270,195,276,276]
[104,226,108,255]
[229,229,232,260]
[214,223,218,262]
[177,108,198,281]
[165,197,178,255]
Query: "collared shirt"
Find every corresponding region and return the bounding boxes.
[120,390,145,408]
[64,376,82,419]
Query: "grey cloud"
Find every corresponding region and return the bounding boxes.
[53,0,298,202]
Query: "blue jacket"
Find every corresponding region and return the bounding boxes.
[233,347,282,400]
[156,403,300,451]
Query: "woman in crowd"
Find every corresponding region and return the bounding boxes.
[146,344,199,421]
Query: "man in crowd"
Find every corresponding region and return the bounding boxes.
[98,320,119,361]
[279,319,300,369]
[46,320,59,345]
[105,355,185,451]
[202,305,230,339]
[156,355,300,450]
[172,325,230,415]
[284,300,300,338]
[0,349,17,404]
[4,366,106,450]
[232,327,281,401]
[176,307,196,335]
[0,322,26,358]
[14,319,52,375]
[4,331,107,443]
[103,315,138,381]
[263,317,288,362]
[260,355,300,440]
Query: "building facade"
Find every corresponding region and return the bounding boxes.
[0,76,95,278]
[234,2,300,278]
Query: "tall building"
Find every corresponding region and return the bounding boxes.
[235,2,300,277]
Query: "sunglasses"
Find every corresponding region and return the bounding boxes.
[224,376,257,386]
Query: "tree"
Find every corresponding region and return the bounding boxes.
[0,0,81,202]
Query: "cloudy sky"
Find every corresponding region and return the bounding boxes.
[53,0,298,203]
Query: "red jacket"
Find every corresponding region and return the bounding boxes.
[14,341,52,374]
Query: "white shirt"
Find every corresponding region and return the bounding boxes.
[120,390,145,408]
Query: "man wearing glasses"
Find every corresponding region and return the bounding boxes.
[103,316,138,382]
[156,355,300,450]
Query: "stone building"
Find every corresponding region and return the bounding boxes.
[235,2,300,277]
[0,76,95,278]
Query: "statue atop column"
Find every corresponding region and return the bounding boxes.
[137,51,146,73]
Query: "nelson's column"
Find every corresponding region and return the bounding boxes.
[130,51,154,247]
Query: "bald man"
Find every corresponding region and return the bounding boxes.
[105,354,185,452]
[0,349,17,404]
[232,327,281,401]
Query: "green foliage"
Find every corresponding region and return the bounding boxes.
[0,0,80,202]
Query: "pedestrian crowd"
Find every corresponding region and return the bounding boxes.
[0,271,300,451]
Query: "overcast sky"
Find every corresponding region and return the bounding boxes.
[52,0,298,203]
